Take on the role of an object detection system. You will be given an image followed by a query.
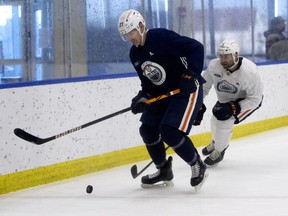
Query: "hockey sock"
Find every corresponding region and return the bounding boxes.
[139,123,166,168]
[161,124,197,165]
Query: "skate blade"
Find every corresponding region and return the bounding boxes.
[194,171,209,192]
[141,181,174,189]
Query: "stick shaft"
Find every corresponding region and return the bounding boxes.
[56,107,132,139]
[57,88,180,135]
[14,89,180,144]
[145,89,180,104]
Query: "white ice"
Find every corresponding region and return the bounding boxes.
[1,126,288,216]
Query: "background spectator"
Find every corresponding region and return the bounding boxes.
[268,34,288,60]
[263,16,286,59]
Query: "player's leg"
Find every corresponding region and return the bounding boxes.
[161,87,208,190]
[139,123,174,186]
[203,97,263,166]
[203,115,234,166]
[160,124,207,190]
[139,102,174,187]
[202,115,217,155]
[139,123,166,166]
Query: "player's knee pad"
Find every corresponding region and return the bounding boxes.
[160,124,185,148]
[139,123,160,144]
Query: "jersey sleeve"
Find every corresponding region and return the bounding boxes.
[202,60,216,98]
[238,67,263,111]
[153,29,204,77]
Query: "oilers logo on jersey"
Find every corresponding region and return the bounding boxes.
[141,61,166,86]
[216,80,238,94]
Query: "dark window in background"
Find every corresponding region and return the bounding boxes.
[0,0,287,85]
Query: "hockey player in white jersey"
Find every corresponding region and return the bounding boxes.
[196,39,263,166]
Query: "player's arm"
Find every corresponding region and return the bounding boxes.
[163,31,206,96]
[213,68,263,122]
[238,69,263,112]
[190,62,213,125]
[129,48,152,114]
[156,29,204,77]
[201,62,215,98]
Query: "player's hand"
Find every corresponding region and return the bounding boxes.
[131,91,148,114]
[180,70,198,96]
[193,103,206,126]
[212,101,241,120]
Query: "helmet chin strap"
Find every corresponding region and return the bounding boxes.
[139,29,147,46]
[228,54,239,71]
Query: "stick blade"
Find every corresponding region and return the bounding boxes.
[14,128,43,145]
[130,164,138,179]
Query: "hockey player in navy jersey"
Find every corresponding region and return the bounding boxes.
[118,9,208,191]
[198,39,263,166]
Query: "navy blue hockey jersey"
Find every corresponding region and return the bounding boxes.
[129,28,205,97]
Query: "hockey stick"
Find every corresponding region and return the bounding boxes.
[130,146,170,179]
[14,89,180,145]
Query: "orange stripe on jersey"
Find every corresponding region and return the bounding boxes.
[238,109,251,120]
[179,90,198,132]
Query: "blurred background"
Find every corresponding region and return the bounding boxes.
[0,0,287,84]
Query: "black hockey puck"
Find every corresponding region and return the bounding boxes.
[86,185,93,194]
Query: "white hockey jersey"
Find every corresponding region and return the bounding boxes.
[202,57,263,114]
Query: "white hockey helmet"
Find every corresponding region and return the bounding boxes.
[118,9,145,37]
[217,39,239,70]
[217,39,239,56]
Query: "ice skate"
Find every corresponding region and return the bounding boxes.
[190,155,208,192]
[204,146,228,167]
[141,156,174,188]
[202,140,215,156]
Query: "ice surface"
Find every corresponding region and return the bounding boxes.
[1,127,288,216]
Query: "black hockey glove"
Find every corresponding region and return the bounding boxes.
[193,103,206,126]
[131,91,148,114]
[212,101,241,121]
[179,70,198,96]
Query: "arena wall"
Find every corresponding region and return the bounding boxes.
[0,63,287,194]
